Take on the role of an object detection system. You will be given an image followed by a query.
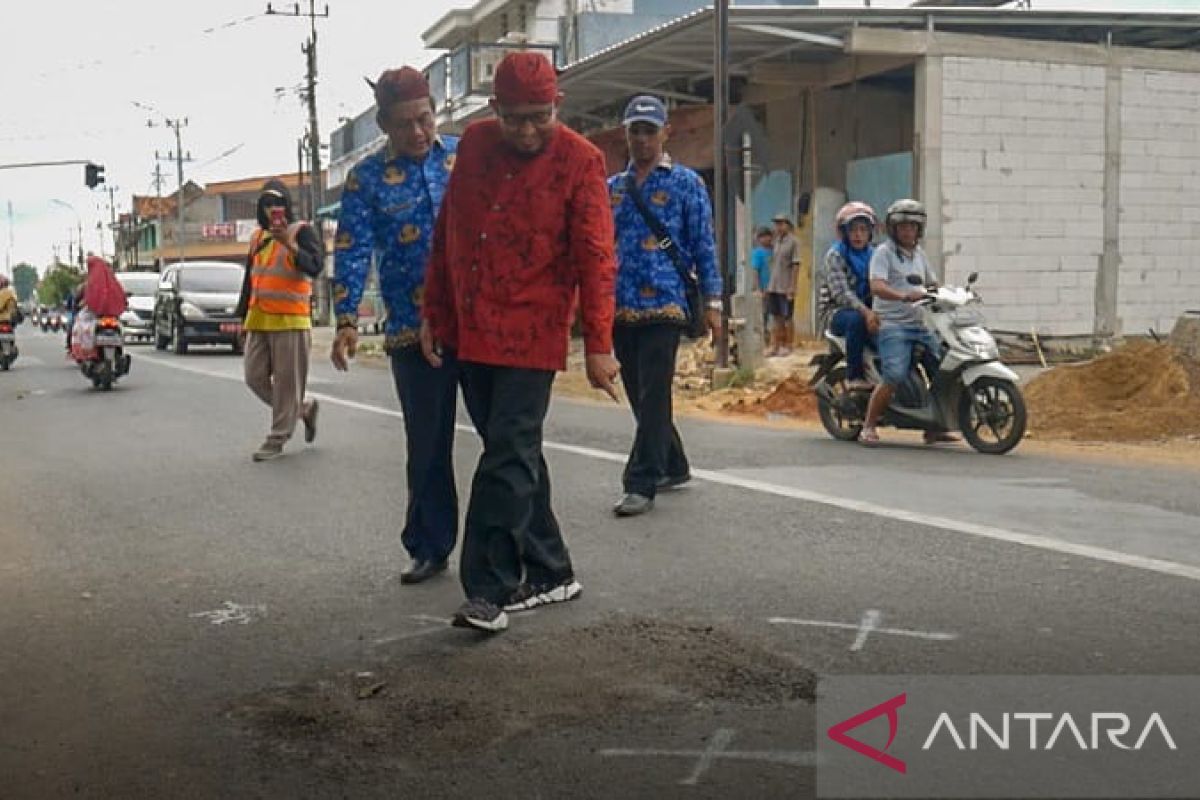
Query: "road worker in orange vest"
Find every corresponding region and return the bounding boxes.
[238,179,325,462]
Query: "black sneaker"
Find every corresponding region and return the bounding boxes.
[451,598,508,633]
[657,473,692,491]
[503,578,583,613]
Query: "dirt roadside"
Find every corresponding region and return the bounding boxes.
[311,329,1200,472]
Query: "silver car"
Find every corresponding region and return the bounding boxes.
[116,271,160,343]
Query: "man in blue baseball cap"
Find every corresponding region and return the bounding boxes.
[607,95,722,518]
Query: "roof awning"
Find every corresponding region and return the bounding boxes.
[558,6,1200,121]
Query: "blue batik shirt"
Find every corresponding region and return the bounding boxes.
[608,154,722,325]
[333,136,458,350]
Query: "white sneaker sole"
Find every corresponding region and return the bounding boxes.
[504,580,583,612]
[452,609,509,632]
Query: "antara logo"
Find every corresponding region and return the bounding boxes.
[922,712,1177,752]
[827,693,908,774]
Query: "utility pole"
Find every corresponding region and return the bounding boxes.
[266,1,330,221]
[713,0,731,368]
[151,162,166,267]
[150,117,193,266]
[105,185,119,266]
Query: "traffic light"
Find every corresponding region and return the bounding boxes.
[84,162,105,188]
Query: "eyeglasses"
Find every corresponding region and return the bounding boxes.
[498,108,555,128]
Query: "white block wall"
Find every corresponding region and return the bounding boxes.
[1118,68,1200,335]
[941,57,1106,335]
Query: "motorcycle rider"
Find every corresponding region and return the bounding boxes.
[818,202,880,391]
[860,199,957,446]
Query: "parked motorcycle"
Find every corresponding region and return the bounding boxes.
[0,320,17,370]
[809,272,1027,455]
[69,310,131,390]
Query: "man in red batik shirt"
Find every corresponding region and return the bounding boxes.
[421,51,619,633]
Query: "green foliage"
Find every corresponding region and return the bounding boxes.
[37,263,83,307]
[726,365,758,389]
[12,263,38,303]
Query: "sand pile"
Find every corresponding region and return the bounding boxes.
[721,375,819,419]
[1026,340,1200,441]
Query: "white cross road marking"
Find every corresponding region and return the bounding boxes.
[770,612,957,651]
[850,608,882,652]
[600,730,821,785]
[681,727,736,785]
[371,614,454,646]
[189,601,266,626]
[137,353,1200,585]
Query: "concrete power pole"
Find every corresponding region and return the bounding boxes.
[714,0,731,368]
[151,117,193,266]
[266,1,330,221]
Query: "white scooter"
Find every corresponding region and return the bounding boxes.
[810,272,1027,454]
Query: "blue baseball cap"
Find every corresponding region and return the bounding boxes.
[622,95,668,128]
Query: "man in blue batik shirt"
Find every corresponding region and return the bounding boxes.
[331,67,459,585]
[608,95,723,518]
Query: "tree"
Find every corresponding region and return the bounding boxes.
[12,263,38,303]
[37,263,83,308]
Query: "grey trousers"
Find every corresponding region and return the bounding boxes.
[243,329,311,446]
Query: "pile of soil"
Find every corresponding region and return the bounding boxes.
[721,376,819,420]
[1025,340,1200,441]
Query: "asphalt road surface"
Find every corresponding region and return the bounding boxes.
[2,327,1198,799]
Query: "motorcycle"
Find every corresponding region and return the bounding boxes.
[809,272,1027,455]
[69,309,131,391]
[0,320,17,370]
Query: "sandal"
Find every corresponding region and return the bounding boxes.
[859,427,881,446]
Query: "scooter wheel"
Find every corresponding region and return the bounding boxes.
[817,366,866,441]
[958,377,1027,455]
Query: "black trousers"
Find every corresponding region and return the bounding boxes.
[458,361,574,605]
[613,323,690,499]
[389,347,459,564]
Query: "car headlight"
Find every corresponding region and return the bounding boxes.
[120,310,139,323]
[180,301,205,320]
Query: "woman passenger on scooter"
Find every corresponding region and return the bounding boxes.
[818,202,880,391]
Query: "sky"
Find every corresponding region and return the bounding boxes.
[1,0,1196,274]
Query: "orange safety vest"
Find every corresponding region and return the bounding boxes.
[248,223,312,316]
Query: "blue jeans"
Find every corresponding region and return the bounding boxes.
[830,308,873,381]
[390,346,459,564]
[877,326,942,386]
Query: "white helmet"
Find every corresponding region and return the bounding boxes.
[834,201,877,234]
[885,199,926,240]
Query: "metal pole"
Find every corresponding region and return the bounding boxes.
[714,0,730,368]
[174,121,186,266]
[740,131,753,297]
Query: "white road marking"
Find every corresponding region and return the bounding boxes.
[600,735,821,780]
[770,615,958,647]
[681,728,737,785]
[138,354,1200,585]
[850,608,883,652]
[189,601,266,626]
[371,614,454,645]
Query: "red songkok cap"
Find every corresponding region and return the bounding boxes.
[492,52,557,106]
[372,67,430,108]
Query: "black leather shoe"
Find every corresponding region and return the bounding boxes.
[613,493,655,517]
[400,559,448,585]
[656,473,692,491]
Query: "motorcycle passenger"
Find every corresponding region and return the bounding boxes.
[0,275,18,324]
[861,199,956,446]
[818,202,880,391]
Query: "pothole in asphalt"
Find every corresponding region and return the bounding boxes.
[228,615,817,775]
